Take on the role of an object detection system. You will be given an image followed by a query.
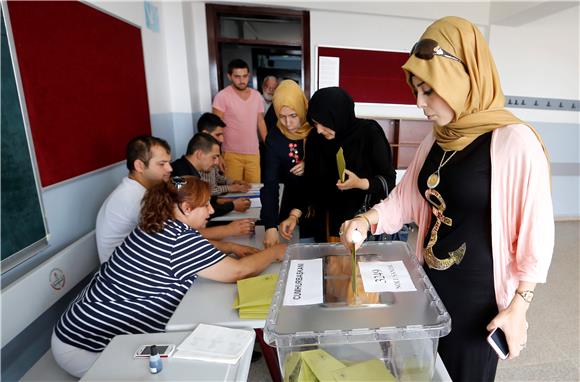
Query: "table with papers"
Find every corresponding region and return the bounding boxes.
[166,225,296,331]
[80,330,254,382]
[211,184,282,222]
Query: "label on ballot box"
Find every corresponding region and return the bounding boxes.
[283,259,323,306]
[358,261,417,293]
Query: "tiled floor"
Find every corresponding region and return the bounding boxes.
[21,222,579,381]
[495,221,580,382]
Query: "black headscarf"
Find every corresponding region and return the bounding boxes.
[306,87,358,144]
[305,87,373,177]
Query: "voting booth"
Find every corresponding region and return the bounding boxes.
[264,242,451,381]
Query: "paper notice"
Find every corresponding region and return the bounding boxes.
[318,56,340,89]
[283,259,323,306]
[359,261,417,292]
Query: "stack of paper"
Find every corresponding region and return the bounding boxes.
[233,273,278,319]
[220,183,263,208]
[284,349,396,382]
[172,323,254,364]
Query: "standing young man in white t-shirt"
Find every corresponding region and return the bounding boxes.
[212,59,267,183]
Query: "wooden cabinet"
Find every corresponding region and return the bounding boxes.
[375,118,432,169]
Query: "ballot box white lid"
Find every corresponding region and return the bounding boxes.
[263,241,451,348]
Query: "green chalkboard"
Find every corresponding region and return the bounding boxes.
[1,9,48,272]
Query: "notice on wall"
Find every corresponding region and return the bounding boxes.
[283,259,323,306]
[359,261,416,292]
[318,56,340,89]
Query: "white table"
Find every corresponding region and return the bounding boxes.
[211,207,261,222]
[211,184,283,222]
[166,225,287,332]
[80,331,254,382]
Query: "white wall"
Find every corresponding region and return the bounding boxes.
[489,5,580,218]
[490,5,579,101]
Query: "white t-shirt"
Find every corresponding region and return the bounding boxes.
[95,177,146,263]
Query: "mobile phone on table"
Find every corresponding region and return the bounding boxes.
[487,328,509,359]
[134,344,175,358]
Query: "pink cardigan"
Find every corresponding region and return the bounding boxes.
[373,124,554,310]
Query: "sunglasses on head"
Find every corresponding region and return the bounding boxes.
[411,38,467,71]
[171,176,187,190]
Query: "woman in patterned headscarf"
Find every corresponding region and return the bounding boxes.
[340,16,553,381]
[260,80,313,247]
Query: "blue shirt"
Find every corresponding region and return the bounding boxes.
[55,219,225,352]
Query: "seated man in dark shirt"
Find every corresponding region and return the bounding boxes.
[172,133,251,219]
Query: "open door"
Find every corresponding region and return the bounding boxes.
[206,4,310,98]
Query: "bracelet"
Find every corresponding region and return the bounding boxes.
[516,289,534,303]
[354,214,371,232]
[289,214,300,224]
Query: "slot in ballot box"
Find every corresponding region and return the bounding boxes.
[263,242,451,381]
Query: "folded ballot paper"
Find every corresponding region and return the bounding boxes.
[173,324,254,364]
[284,349,396,382]
[336,147,346,182]
[233,273,278,319]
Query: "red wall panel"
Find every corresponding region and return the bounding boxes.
[8,1,151,186]
[318,47,416,105]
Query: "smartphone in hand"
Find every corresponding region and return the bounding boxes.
[487,328,509,360]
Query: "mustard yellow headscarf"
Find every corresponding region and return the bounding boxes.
[272,80,311,141]
[402,16,546,153]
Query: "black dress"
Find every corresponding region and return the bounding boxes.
[417,132,499,382]
[300,121,396,241]
[301,87,396,242]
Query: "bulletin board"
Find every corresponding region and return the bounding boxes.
[7,1,152,187]
[317,46,416,105]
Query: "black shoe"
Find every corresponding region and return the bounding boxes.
[251,350,262,363]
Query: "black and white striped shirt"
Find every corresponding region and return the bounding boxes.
[55,219,225,352]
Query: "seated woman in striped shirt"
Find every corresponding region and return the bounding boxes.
[51,176,286,378]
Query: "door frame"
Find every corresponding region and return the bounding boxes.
[206,4,310,98]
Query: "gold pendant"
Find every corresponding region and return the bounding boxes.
[427,172,440,189]
[424,242,467,270]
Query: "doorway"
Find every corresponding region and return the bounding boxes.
[206,4,310,98]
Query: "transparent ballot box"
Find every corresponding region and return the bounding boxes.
[263,242,451,381]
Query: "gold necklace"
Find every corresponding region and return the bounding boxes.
[426,150,458,189]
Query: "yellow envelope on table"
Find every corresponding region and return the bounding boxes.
[234,273,278,309]
[332,359,396,381]
[336,147,346,182]
[238,311,270,319]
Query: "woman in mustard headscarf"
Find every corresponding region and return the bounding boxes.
[340,17,553,381]
[260,80,313,247]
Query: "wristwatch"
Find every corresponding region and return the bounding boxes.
[516,289,534,303]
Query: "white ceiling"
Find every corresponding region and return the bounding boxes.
[489,1,579,26]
